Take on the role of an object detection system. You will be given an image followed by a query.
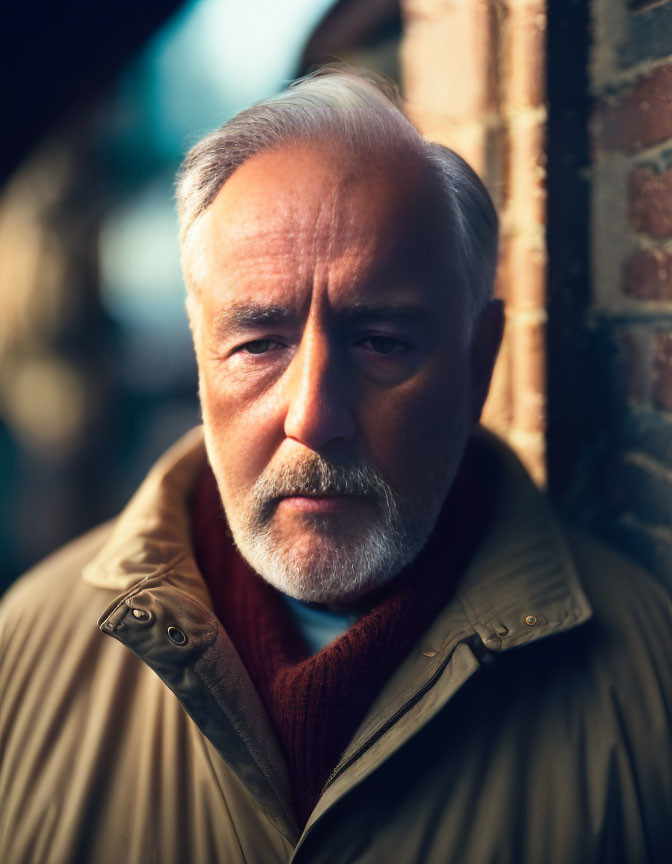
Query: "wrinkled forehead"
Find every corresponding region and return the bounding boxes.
[184,140,459,296]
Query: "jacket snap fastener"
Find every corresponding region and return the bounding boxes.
[167,626,187,645]
[132,608,151,622]
[525,615,539,626]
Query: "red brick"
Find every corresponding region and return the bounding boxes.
[652,331,672,411]
[629,167,672,238]
[595,63,672,154]
[624,248,672,300]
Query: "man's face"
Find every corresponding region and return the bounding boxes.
[187,143,486,604]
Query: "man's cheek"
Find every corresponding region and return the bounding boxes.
[200,372,242,429]
[205,402,276,485]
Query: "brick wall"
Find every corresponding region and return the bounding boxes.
[590,0,672,590]
[401,0,548,485]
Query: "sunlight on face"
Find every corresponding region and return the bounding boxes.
[188,143,476,603]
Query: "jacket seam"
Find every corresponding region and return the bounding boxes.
[192,663,297,842]
[321,636,471,794]
[89,548,194,595]
[341,627,472,758]
[456,588,484,637]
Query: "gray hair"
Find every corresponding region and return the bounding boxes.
[176,69,498,324]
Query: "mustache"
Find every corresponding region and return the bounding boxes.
[251,455,397,510]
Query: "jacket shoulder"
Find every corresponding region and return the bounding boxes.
[565,526,671,633]
[0,520,115,646]
[562,525,672,721]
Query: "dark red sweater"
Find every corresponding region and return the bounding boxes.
[191,446,488,826]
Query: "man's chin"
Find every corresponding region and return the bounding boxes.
[235,531,404,605]
[227,484,440,604]
[259,563,391,606]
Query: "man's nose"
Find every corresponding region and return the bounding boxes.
[283,329,355,451]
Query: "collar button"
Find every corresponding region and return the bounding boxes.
[167,625,187,646]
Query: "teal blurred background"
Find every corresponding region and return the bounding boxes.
[0,0,401,592]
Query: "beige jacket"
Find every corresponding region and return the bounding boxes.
[1,427,671,864]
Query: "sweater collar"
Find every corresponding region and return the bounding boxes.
[85,424,592,653]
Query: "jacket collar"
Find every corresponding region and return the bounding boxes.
[87,426,593,843]
[454,430,592,653]
[83,426,212,607]
[87,427,302,841]
[298,432,594,843]
[85,424,592,649]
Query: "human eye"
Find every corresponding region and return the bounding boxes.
[240,338,281,355]
[359,335,410,355]
[227,336,287,360]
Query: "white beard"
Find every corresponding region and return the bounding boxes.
[215,451,459,605]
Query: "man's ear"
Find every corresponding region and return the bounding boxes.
[469,298,505,425]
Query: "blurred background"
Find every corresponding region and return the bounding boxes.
[2,0,672,596]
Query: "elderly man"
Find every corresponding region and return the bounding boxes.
[1,71,670,864]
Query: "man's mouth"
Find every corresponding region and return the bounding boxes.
[276,494,364,514]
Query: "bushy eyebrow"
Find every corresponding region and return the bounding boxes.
[213,304,293,335]
[211,300,430,337]
[344,302,429,326]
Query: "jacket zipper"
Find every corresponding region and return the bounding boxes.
[320,637,473,795]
